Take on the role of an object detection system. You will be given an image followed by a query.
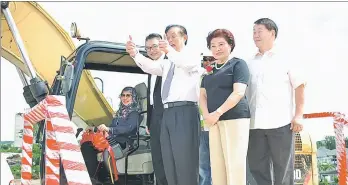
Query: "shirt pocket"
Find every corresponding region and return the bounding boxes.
[263,66,289,85]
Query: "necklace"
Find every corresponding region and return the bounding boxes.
[214,61,228,70]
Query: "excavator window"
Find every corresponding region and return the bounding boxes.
[70,49,149,128]
[84,51,144,74]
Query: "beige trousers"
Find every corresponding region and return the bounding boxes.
[209,118,250,185]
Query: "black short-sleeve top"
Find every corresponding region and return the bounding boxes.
[201,57,251,121]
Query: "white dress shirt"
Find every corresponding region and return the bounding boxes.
[246,47,306,129]
[133,47,204,104]
[149,54,165,105]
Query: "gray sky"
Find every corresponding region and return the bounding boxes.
[1,2,348,141]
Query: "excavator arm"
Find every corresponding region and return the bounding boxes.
[1,2,114,128]
[1,2,116,184]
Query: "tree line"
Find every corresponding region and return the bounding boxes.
[0,124,41,179]
[316,136,348,150]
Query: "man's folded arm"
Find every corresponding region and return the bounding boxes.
[166,48,201,72]
[132,52,163,76]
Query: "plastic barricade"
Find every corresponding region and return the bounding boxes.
[304,112,348,185]
[20,95,92,185]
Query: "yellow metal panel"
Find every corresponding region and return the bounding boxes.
[1,2,113,126]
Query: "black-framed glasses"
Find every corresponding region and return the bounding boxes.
[145,44,159,52]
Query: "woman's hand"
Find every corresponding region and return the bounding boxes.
[85,126,94,132]
[98,124,109,132]
[203,112,221,126]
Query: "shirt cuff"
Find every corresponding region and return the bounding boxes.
[289,72,307,89]
[131,49,140,59]
[133,50,144,65]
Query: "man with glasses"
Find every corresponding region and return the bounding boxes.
[126,25,203,185]
[144,33,168,185]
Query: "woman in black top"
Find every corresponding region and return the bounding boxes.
[81,86,140,181]
[200,29,250,185]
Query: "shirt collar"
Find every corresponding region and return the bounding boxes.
[255,45,278,58]
[178,46,188,53]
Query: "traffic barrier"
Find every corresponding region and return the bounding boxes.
[304,112,348,185]
[21,95,92,185]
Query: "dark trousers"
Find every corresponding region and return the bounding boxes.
[160,104,201,185]
[199,131,211,185]
[81,142,99,178]
[247,123,294,185]
[150,108,168,185]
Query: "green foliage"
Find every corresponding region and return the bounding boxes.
[0,144,21,153]
[2,123,42,179]
[319,179,329,185]
[317,136,348,150]
[32,144,41,167]
[10,162,40,179]
[31,138,42,179]
[10,164,21,179]
[318,163,335,172]
[32,165,41,179]
[5,143,41,180]
[2,144,9,150]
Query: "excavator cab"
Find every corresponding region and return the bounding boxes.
[52,39,156,184]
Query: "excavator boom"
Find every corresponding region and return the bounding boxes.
[1,2,114,127]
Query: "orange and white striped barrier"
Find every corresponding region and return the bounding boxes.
[304,112,348,185]
[21,95,92,185]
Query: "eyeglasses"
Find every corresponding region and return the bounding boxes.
[121,94,132,98]
[145,44,159,52]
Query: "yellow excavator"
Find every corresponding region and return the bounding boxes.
[1,1,318,185]
[1,2,154,185]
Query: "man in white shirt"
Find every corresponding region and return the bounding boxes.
[144,33,168,185]
[126,25,202,185]
[246,18,306,185]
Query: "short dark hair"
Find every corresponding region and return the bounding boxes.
[145,33,162,42]
[165,24,188,45]
[254,18,278,38]
[206,29,235,53]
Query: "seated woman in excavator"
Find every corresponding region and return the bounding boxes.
[80,86,141,183]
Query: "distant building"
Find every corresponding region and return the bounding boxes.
[317,147,336,164]
[316,147,348,165]
[13,113,24,148]
[320,170,338,184]
[316,147,348,184]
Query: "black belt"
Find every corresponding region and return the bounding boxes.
[163,101,197,109]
